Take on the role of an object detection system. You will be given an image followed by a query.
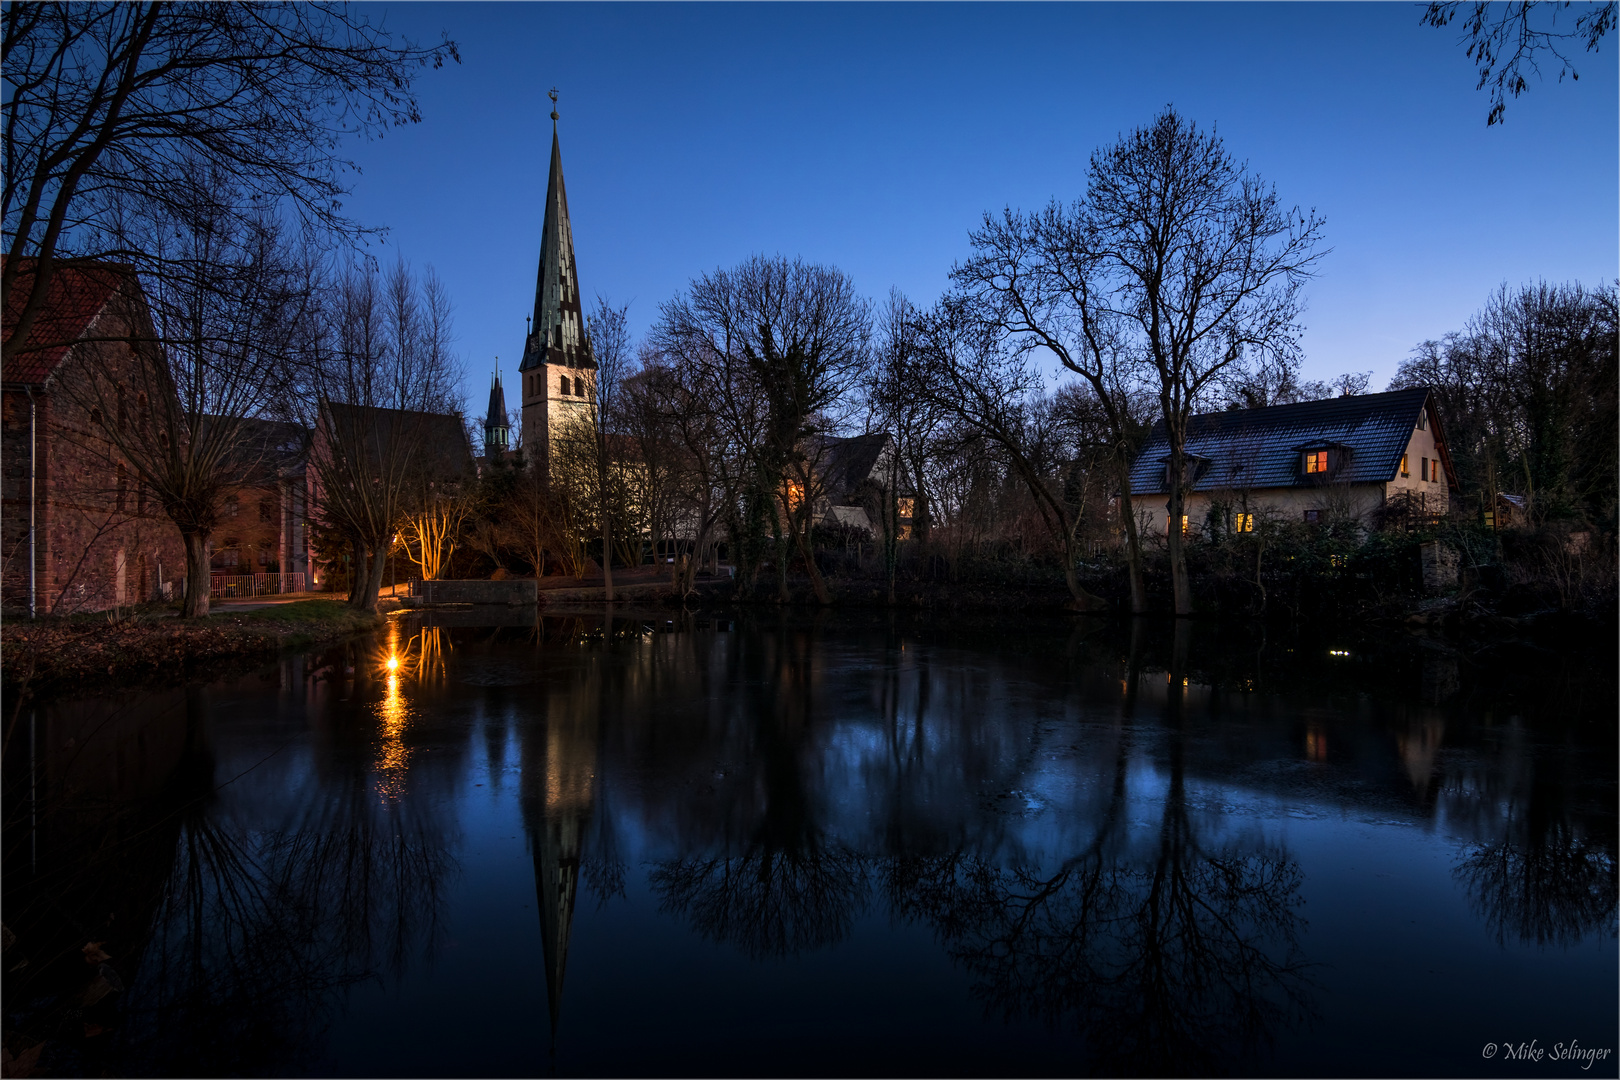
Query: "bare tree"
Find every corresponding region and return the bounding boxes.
[914,299,1109,609]
[305,260,465,613]
[656,256,872,605]
[1085,109,1326,615]
[1422,1,1615,125]
[1,2,457,366]
[950,205,1158,613]
[585,298,633,601]
[38,180,318,616]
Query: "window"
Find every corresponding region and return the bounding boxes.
[1421,457,1429,481]
[260,498,276,523]
[224,495,239,518]
[115,463,127,512]
[1169,514,1190,536]
[1303,450,1329,474]
[561,376,571,396]
[1400,453,1409,478]
[1417,411,1427,431]
[1235,513,1254,533]
[1329,554,1346,568]
[1303,509,1320,523]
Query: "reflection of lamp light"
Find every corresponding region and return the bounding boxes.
[387,655,399,671]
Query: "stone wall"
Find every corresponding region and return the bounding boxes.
[417,579,538,605]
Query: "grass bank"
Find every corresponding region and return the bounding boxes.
[1,600,384,700]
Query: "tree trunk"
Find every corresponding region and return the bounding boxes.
[1061,534,1108,611]
[1166,466,1193,616]
[351,539,387,614]
[347,537,369,607]
[601,521,613,602]
[1117,481,1148,615]
[180,530,211,618]
[775,532,791,603]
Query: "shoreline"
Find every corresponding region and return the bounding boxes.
[1,599,386,702]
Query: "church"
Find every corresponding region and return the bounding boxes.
[516,92,596,481]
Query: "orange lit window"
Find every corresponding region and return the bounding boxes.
[1400,454,1409,478]
[1235,513,1254,533]
[1303,450,1329,474]
[1166,515,1189,536]
[1330,554,1346,568]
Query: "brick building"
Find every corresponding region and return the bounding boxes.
[2,261,185,615]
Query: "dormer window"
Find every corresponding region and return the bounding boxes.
[1303,450,1329,474]
[1416,411,1427,431]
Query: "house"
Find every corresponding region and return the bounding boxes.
[805,433,915,538]
[306,401,475,585]
[207,417,312,592]
[1126,387,1457,536]
[2,260,185,614]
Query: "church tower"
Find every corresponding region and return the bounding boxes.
[517,90,595,481]
[483,372,510,459]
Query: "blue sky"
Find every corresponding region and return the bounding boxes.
[339,2,1618,410]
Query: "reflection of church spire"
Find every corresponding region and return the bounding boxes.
[523,696,598,1043]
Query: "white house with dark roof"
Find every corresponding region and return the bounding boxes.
[1127,388,1458,536]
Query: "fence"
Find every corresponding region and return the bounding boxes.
[209,573,308,598]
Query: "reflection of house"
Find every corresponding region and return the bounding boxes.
[1128,388,1457,536]
[2,260,185,614]
[806,433,914,538]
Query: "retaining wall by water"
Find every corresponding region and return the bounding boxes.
[416,579,537,605]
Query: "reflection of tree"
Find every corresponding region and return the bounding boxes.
[886,729,1313,1076]
[651,843,868,960]
[117,767,455,1075]
[1456,830,1616,948]
[1453,756,1617,948]
[651,616,869,959]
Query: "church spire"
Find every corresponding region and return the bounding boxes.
[519,89,592,376]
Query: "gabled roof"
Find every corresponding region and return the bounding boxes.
[811,432,892,501]
[318,401,474,479]
[2,259,135,385]
[1127,387,1454,494]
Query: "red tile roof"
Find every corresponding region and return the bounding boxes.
[2,259,131,385]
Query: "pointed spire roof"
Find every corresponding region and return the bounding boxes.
[485,372,507,431]
[520,94,593,373]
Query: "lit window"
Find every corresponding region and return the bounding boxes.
[1168,514,1190,537]
[1236,513,1254,532]
[1303,450,1329,474]
[1330,554,1346,568]
[1400,454,1409,477]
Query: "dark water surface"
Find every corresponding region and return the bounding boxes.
[5,609,1616,1077]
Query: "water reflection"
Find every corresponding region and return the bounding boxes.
[3,612,1613,1077]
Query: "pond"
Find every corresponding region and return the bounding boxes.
[4,609,1615,1077]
